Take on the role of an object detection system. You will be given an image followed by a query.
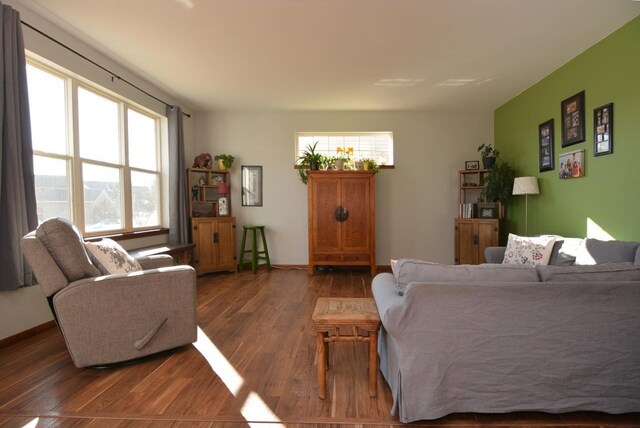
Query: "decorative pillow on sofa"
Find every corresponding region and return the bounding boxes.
[85,239,142,275]
[502,234,556,266]
[575,238,640,265]
[543,236,583,266]
[537,262,640,282]
[35,217,101,281]
[392,259,539,295]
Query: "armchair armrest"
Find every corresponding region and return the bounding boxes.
[52,265,197,367]
[484,246,506,264]
[136,254,174,270]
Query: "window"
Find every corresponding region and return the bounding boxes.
[27,59,162,235]
[294,132,394,166]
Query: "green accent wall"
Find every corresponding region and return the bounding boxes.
[495,16,640,241]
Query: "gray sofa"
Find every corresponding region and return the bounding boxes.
[372,237,640,422]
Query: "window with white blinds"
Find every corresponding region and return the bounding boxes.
[294,132,394,166]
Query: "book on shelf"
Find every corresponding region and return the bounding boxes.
[458,203,475,219]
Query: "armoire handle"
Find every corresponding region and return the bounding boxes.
[334,206,349,222]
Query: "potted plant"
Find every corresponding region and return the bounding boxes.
[360,158,380,173]
[214,154,235,171]
[297,142,324,184]
[480,160,516,203]
[477,143,500,169]
[334,152,350,171]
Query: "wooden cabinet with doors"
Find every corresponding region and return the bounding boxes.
[454,218,499,265]
[191,217,236,275]
[187,168,236,275]
[307,171,376,276]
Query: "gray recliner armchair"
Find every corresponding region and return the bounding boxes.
[21,218,197,368]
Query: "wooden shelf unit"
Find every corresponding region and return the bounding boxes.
[455,169,500,265]
[187,168,236,275]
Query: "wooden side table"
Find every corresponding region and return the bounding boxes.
[311,297,381,399]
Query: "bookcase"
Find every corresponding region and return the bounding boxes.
[187,168,236,275]
[455,169,499,265]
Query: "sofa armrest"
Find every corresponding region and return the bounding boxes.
[371,273,405,334]
[136,254,174,269]
[484,246,506,264]
[52,265,197,367]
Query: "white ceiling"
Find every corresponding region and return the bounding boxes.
[17,0,640,112]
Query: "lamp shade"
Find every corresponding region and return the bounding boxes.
[512,177,539,195]
[217,182,229,194]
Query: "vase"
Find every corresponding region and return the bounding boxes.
[335,159,345,170]
[217,159,227,171]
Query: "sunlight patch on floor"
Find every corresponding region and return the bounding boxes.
[241,391,285,427]
[194,327,284,426]
[21,418,38,428]
[193,326,244,395]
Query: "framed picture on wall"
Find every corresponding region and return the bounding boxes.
[561,91,586,147]
[538,119,554,172]
[558,149,585,179]
[593,103,613,156]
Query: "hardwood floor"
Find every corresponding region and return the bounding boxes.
[1,268,639,427]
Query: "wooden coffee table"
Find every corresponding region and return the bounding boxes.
[311,297,381,399]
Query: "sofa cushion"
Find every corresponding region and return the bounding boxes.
[85,239,142,275]
[636,246,640,266]
[575,238,640,265]
[537,262,640,282]
[393,259,539,295]
[35,218,101,281]
[502,234,556,266]
[546,237,583,266]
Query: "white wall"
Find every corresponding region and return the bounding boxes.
[195,110,493,265]
[0,1,197,340]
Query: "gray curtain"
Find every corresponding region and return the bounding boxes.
[167,105,189,245]
[0,3,37,290]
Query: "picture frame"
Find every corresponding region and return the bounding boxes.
[218,197,228,216]
[241,165,263,207]
[538,119,555,172]
[593,103,613,156]
[478,206,497,219]
[465,160,479,170]
[558,149,585,179]
[561,91,585,147]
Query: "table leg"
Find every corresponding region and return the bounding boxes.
[369,329,378,397]
[316,331,326,399]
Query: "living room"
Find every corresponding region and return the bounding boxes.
[1,0,640,426]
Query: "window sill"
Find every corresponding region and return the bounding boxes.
[84,228,169,242]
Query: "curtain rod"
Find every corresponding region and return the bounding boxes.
[20,20,191,118]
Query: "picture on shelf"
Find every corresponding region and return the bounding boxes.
[593,103,613,156]
[218,197,228,216]
[559,149,585,179]
[465,160,479,170]
[477,203,498,219]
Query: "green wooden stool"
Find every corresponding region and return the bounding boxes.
[239,225,272,274]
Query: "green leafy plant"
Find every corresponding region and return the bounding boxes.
[297,142,323,170]
[477,143,500,159]
[480,160,516,202]
[360,158,380,173]
[214,154,235,168]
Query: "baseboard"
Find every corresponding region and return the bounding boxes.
[0,321,56,348]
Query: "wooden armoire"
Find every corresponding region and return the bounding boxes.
[307,171,376,276]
